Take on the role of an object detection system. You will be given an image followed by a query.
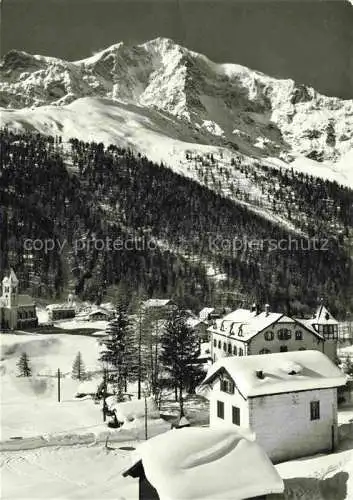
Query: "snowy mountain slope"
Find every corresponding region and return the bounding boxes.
[1,97,307,233]
[1,37,352,186]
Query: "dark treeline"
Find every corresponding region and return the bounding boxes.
[0,129,352,317]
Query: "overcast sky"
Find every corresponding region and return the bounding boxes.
[1,0,352,98]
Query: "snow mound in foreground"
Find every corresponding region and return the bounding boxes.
[134,427,283,500]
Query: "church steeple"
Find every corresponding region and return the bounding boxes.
[2,268,19,307]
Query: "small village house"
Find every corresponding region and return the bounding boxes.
[123,427,284,500]
[46,304,76,321]
[87,307,113,321]
[209,303,338,363]
[0,269,38,330]
[203,350,347,462]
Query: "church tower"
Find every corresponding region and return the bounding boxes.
[2,268,19,308]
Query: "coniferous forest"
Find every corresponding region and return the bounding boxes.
[0,128,352,317]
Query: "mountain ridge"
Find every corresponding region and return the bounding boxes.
[1,37,352,187]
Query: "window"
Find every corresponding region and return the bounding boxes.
[264,331,274,341]
[233,345,237,355]
[223,342,227,352]
[218,340,221,349]
[213,339,217,347]
[227,343,232,354]
[232,406,240,425]
[323,325,338,340]
[278,329,291,340]
[220,378,234,394]
[259,348,271,354]
[310,401,320,420]
[280,345,288,352]
[239,348,244,356]
[217,401,224,419]
[295,330,303,340]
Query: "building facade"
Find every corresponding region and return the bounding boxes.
[203,351,346,462]
[0,269,38,330]
[209,304,338,363]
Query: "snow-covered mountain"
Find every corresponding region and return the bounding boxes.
[1,37,352,185]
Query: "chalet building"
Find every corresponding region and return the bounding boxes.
[0,269,38,330]
[46,294,76,321]
[47,304,76,321]
[87,308,113,321]
[203,350,346,463]
[209,304,338,363]
[123,427,284,499]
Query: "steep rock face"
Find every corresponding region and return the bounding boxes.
[1,37,352,164]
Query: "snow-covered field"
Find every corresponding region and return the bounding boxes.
[0,332,102,375]
[54,319,108,331]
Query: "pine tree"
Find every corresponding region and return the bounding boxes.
[17,352,32,377]
[99,304,137,400]
[72,351,86,380]
[343,356,353,376]
[160,310,202,415]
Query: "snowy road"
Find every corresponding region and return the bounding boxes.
[1,444,138,500]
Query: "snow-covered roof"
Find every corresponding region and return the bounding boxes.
[294,318,319,334]
[88,307,111,317]
[124,427,284,500]
[313,305,338,325]
[46,303,75,311]
[186,317,204,329]
[211,308,323,341]
[17,294,35,306]
[220,308,255,322]
[203,350,347,397]
[142,299,173,308]
[199,307,215,319]
[212,311,281,339]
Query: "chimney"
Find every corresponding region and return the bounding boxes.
[256,370,264,379]
[255,303,260,315]
[265,304,270,316]
[251,303,257,312]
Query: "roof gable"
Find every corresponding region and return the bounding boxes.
[315,305,338,325]
[293,318,324,339]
